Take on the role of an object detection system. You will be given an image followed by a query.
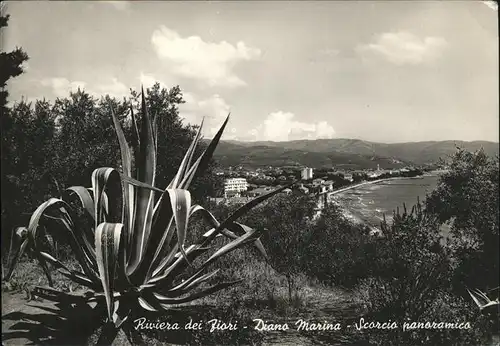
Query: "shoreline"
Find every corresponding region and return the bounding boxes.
[328,173,435,198]
[328,174,440,232]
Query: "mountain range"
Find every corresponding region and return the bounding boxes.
[210,139,499,169]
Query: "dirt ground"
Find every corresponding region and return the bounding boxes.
[1,291,133,346]
[2,287,367,346]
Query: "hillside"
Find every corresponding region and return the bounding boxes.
[211,139,498,169]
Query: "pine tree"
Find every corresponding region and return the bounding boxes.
[0,9,29,114]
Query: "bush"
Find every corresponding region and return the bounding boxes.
[238,194,317,301]
[303,203,375,288]
[362,201,496,345]
[426,148,499,292]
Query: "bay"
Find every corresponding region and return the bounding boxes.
[331,174,447,233]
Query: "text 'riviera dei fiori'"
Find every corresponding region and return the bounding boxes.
[133,317,472,333]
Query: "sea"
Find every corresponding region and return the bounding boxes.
[330,173,447,233]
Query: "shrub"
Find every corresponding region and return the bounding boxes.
[362,201,495,345]
[238,194,316,301]
[303,203,375,288]
[425,148,499,292]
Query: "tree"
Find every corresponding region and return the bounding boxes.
[304,204,374,288]
[1,99,59,251]
[0,10,29,114]
[240,194,317,301]
[51,90,122,188]
[425,148,499,292]
[1,9,30,248]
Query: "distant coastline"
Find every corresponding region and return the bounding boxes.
[330,173,443,233]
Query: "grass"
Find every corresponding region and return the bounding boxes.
[2,248,366,345]
[2,256,85,296]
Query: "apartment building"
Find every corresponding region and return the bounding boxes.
[301,167,313,180]
[224,178,248,198]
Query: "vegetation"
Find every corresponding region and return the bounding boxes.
[361,200,494,346]
[4,89,293,344]
[425,148,499,293]
[0,10,29,114]
[240,194,317,302]
[0,85,224,254]
[1,9,31,250]
[305,204,375,288]
[2,8,498,345]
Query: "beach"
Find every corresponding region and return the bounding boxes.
[329,174,442,232]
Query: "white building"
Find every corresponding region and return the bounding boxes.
[224,178,248,198]
[301,167,313,180]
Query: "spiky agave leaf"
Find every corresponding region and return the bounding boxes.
[91,168,123,227]
[109,101,135,242]
[147,225,264,288]
[189,205,266,258]
[127,89,157,275]
[135,189,177,283]
[62,187,98,256]
[4,227,29,281]
[167,189,192,263]
[112,300,131,328]
[178,114,230,190]
[202,183,295,246]
[133,115,229,284]
[147,245,206,285]
[168,118,204,189]
[129,104,140,153]
[39,251,98,290]
[202,226,265,268]
[20,198,98,283]
[63,186,96,220]
[158,269,221,298]
[95,223,123,321]
[154,279,243,307]
[141,196,176,281]
[230,222,268,260]
[31,286,88,305]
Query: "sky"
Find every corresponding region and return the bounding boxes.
[3,1,499,143]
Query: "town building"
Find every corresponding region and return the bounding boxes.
[246,186,273,197]
[298,185,310,194]
[301,167,314,180]
[323,180,334,191]
[312,178,325,185]
[224,178,248,198]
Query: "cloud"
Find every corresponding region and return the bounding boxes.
[139,73,160,89]
[179,93,232,138]
[357,32,447,65]
[91,78,129,98]
[139,72,180,90]
[40,78,87,98]
[40,77,128,99]
[102,1,130,11]
[151,26,261,88]
[247,111,336,141]
[483,1,498,10]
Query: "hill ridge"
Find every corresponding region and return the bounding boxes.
[208,138,498,169]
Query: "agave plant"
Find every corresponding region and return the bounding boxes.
[4,88,292,342]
